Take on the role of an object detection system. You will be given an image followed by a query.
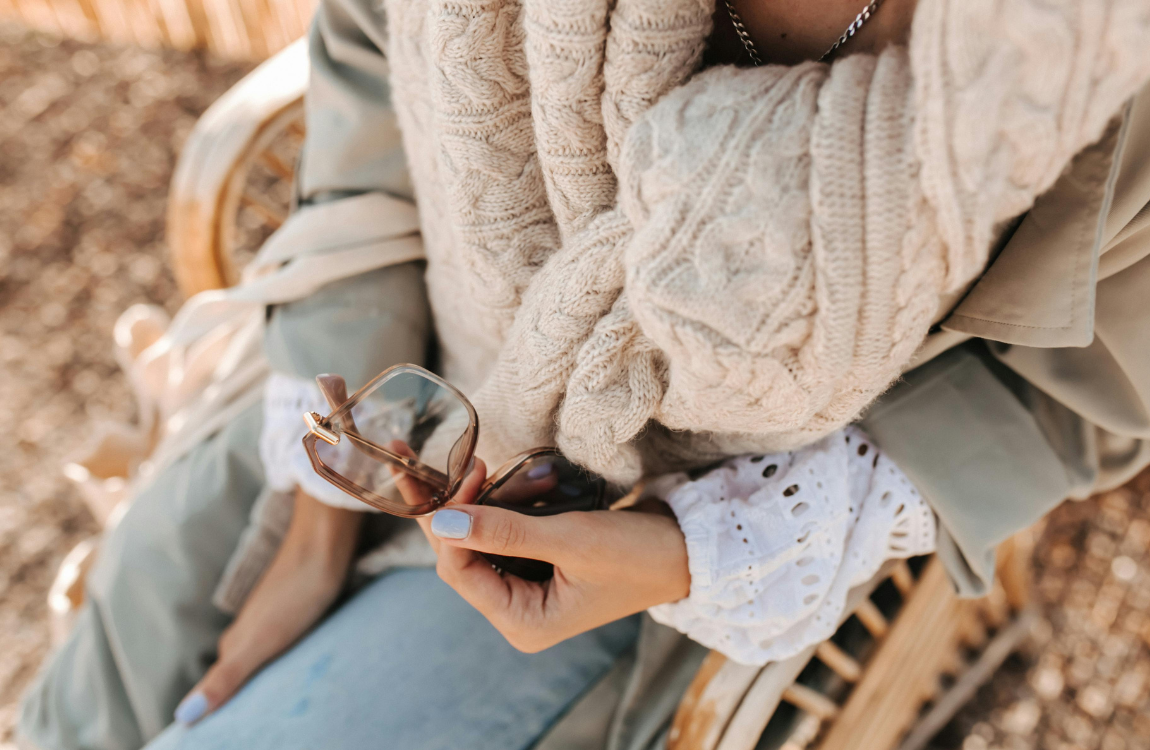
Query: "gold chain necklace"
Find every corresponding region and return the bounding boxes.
[724,0,885,66]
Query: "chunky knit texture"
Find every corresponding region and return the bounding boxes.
[382,0,1150,482]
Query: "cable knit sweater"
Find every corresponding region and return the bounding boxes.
[242,0,1150,664]
[375,0,1150,484]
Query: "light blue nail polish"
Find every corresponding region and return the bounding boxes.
[175,691,209,725]
[527,461,553,479]
[431,509,472,540]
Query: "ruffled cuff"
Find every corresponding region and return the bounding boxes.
[259,371,380,511]
[648,426,935,666]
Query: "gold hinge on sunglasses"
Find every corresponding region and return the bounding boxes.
[304,412,340,445]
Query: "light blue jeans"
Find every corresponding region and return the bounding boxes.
[144,568,640,750]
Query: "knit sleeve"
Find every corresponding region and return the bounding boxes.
[470,0,1150,482]
[648,426,935,665]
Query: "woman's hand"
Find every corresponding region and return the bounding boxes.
[408,461,691,653]
[174,488,362,725]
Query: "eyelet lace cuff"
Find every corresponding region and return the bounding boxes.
[648,426,935,665]
[260,372,379,511]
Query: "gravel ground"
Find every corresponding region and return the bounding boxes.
[2,21,1150,750]
[936,472,1150,750]
[0,24,250,745]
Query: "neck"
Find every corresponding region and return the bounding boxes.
[709,0,917,67]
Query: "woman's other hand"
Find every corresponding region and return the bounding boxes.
[410,462,690,653]
[174,488,362,725]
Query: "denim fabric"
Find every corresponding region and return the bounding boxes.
[145,569,640,750]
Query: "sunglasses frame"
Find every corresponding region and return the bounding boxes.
[302,364,606,517]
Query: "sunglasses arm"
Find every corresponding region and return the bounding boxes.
[304,411,452,492]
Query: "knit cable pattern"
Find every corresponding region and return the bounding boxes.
[384,0,1150,482]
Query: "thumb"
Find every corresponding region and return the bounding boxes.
[429,505,571,564]
[174,656,252,725]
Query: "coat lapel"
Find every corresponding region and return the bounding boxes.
[940,111,1130,348]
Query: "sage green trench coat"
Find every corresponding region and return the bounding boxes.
[19,0,1150,745]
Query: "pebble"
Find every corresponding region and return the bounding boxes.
[0,24,250,743]
[1112,556,1138,582]
[940,469,1150,749]
[1001,700,1040,735]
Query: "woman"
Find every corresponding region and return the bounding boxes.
[21,0,1150,748]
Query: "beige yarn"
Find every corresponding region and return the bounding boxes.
[382,0,1150,483]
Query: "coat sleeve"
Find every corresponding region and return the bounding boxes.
[863,80,1150,598]
[259,0,431,507]
[295,0,411,206]
[861,249,1150,597]
[267,0,428,387]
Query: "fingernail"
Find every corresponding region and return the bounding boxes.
[175,691,209,725]
[527,461,553,479]
[431,509,472,540]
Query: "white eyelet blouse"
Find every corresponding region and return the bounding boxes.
[647,426,935,665]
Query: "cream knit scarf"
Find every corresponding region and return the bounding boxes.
[382,0,1150,483]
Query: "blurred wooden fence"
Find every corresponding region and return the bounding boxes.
[0,0,313,58]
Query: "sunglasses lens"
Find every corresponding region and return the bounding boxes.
[313,368,474,512]
[482,454,605,515]
[477,454,605,581]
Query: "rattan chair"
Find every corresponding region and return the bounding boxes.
[155,39,1039,750]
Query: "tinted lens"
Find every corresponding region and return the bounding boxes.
[477,454,605,581]
[313,368,474,513]
[482,454,605,515]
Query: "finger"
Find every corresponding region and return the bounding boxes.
[444,456,487,507]
[415,458,487,552]
[174,655,253,725]
[429,503,576,564]
[391,465,442,553]
[314,374,349,411]
[386,441,434,509]
[431,528,550,642]
[426,459,552,621]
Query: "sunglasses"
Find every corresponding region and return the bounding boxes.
[302,364,611,580]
